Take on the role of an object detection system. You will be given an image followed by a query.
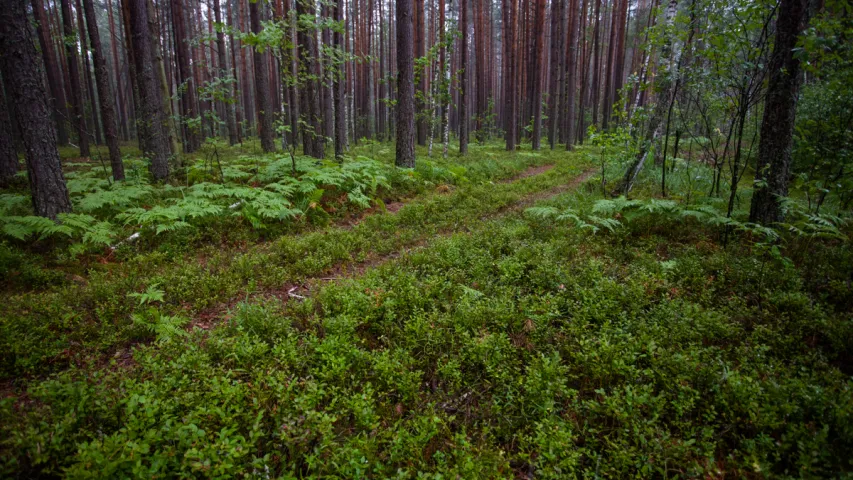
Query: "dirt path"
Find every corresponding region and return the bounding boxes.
[191,166,598,330]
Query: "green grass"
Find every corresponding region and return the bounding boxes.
[1,141,851,478]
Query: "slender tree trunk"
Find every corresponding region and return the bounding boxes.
[250,0,275,152]
[395,0,415,166]
[503,0,517,150]
[334,0,346,159]
[83,0,125,180]
[148,0,179,158]
[459,0,469,154]
[749,0,811,224]
[214,0,238,145]
[590,0,601,126]
[0,1,72,217]
[547,0,563,148]
[530,0,545,149]
[76,0,103,145]
[107,0,130,141]
[226,0,243,141]
[576,0,589,143]
[601,0,617,129]
[564,0,578,148]
[61,0,91,157]
[297,0,324,157]
[127,0,170,180]
[415,0,426,145]
[32,0,71,146]
[171,0,200,152]
[617,0,679,194]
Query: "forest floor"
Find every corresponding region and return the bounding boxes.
[1,140,851,478]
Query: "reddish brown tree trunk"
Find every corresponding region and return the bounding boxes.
[60,0,91,157]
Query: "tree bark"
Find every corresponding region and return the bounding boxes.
[127,0,170,180]
[60,0,92,157]
[296,0,324,158]
[459,0,469,154]
[617,0,679,194]
[547,0,563,148]
[0,1,72,218]
[531,0,545,149]
[749,0,811,224]
[250,0,276,152]
[395,0,415,166]
[334,0,347,159]
[171,0,200,152]
[214,0,238,145]
[83,0,125,180]
[503,0,517,150]
[31,0,71,146]
[0,77,19,186]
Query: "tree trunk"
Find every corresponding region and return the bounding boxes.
[0,77,19,186]
[503,0,517,151]
[459,0,469,154]
[590,0,601,126]
[83,0,125,180]
[171,0,200,152]
[107,0,130,141]
[414,0,426,145]
[60,0,92,157]
[564,0,579,148]
[296,0,324,157]
[76,0,102,145]
[334,0,346,159]
[617,0,679,194]
[226,0,243,141]
[0,1,72,217]
[749,0,810,224]
[531,0,545,149]
[547,0,563,148]
[126,0,170,180]
[31,0,71,146]
[395,0,415,166]
[250,0,275,152]
[214,0,238,145]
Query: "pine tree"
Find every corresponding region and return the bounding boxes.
[0,0,72,218]
[395,0,415,166]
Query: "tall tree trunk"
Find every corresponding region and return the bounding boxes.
[530,0,545,149]
[395,0,415,166]
[547,0,563,148]
[0,1,72,217]
[83,0,125,180]
[127,0,170,180]
[148,0,179,158]
[576,0,589,143]
[60,0,92,157]
[564,0,579,148]
[459,0,469,154]
[415,0,426,145]
[297,0,324,157]
[250,0,275,152]
[334,0,346,159]
[107,0,130,141]
[171,0,200,152]
[31,0,71,146]
[601,0,617,129]
[226,0,243,141]
[749,0,811,224]
[617,0,679,194]
[214,0,238,145]
[76,0,103,145]
[503,0,517,150]
[0,76,19,186]
[590,0,602,126]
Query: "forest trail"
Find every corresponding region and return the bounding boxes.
[192,165,597,331]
